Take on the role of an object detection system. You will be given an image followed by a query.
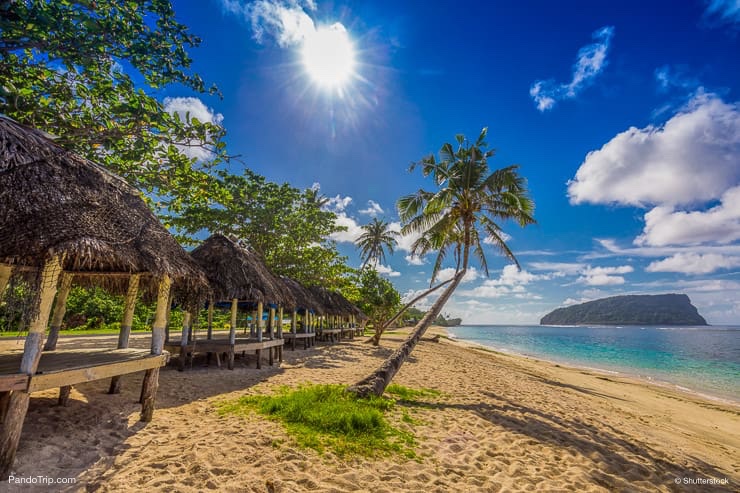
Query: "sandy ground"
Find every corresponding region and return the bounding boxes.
[1,327,738,492]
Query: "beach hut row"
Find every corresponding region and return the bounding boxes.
[0,117,364,477]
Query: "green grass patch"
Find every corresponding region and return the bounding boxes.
[385,384,442,400]
[217,384,416,459]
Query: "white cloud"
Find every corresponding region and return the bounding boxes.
[163,97,224,161]
[635,186,740,246]
[329,212,363,243]
[359,200,384,217]
[324,194,352,212]
[530,26,614,112]
[388,221,423,253]
[569,95,740,207]
[577,265,633,286]
[374,263,400,277]
[459,265,549,299]
[220,0,317,47]
[483,231,512,244]
[646,253,740,274]
[404,254,426,266]
[703,0,740,28]
[528,261,585,276]
[435,267,480,284]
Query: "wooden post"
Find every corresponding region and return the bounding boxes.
[58,386,71,406]
[0,264,12,296]
[228,299,237,370]
[291,310,297,334]
[277,307,284,339]
[43,273,73,351]
[207,298,214,340]
[256,301,263,342]
[0,255,63,478]
[178,311,192,371]
[140,275,170,422]
[109,274,140,394]
[268,307,275,339]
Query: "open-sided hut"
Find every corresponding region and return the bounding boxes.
[0,116,209,476]
[307,286,363,342]
[175,234,295,369]
[280,277,324,349]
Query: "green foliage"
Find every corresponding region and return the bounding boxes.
[385,384,442,400]
[355,218,398,267]
[0,0,228,213]
[217,384,416,458]
[63,286,155,331]
[349,267,401,330]
[170,170,353,290]
[398,127,536,283]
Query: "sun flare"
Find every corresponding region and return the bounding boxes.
[301,23,356,88]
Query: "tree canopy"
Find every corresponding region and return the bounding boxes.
[169,170,353,291]
[355,218,399,267]
[0,0,228,212]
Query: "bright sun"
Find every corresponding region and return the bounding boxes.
[301,24,356,88]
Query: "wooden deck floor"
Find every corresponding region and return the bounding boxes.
[163,337,284,370]
[0,349,168,392]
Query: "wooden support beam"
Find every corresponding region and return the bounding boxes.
[58,386,71,406]
[291,310,297,334]
[277,307,283,339]
[43,273,73,351]
[0,264,12,298]
[140,275,170,422]
[207,298,214,340]
[256,301,263,342]
[268,307,275,339]
[109,274,140,394]
[178,311,192,371]
[0,254,63,479]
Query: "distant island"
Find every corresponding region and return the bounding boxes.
[540,294,708,326]
[404,308,461,327]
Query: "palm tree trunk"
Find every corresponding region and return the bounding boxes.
[367,277,454,346]
[348,270,465,398]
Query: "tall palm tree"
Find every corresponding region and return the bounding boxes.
[355,217,399,267]
[349,128,535,397]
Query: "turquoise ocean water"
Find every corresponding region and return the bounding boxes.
[447,325,740,403]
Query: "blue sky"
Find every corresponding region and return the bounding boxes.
[163,0,740,324]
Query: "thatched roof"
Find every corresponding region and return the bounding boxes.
[0,116,209,307]
[281,277,323,314]
[190,234,295,306]
[307,285,363,317]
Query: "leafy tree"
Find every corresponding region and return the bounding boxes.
[349,128,536,397]
[355,218,399,267]
[347,268,401,345]
[170,170,353,290]
[0,0,228,212]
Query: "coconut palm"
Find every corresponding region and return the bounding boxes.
[349,127,535,397]
[355,217,399,267]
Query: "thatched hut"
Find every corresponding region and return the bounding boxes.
[176,234,294,369]
[307,286,364,341]
[280,277,323,349]
[0,116,209,476]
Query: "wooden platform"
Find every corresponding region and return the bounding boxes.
[164,337,284,370]
[0,349,169,393]
[282,332,316,350]
[318,328,342,343]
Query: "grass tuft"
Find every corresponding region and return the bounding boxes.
[217,384,416,458]
[385,384,442,400]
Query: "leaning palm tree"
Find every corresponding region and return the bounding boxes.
[348,128,535,398]
[355,217,399,267]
